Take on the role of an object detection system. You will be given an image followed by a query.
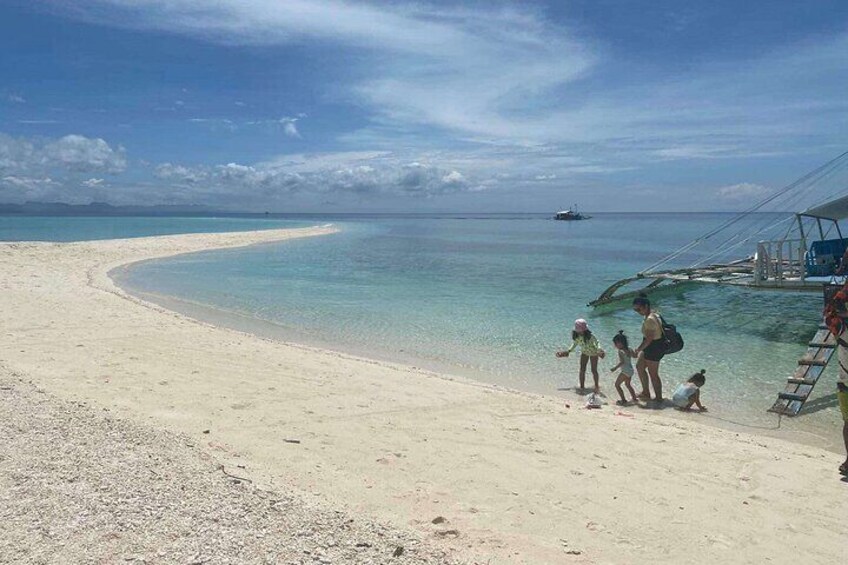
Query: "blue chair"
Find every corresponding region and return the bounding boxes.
[806,238,848,277]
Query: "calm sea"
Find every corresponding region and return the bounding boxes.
[0,215,310,241]
[3,213,841,448]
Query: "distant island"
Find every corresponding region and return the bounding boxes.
[0,201,219,216]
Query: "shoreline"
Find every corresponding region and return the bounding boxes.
[114,257,841,456]
[1,226,846,564]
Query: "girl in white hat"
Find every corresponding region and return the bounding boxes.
[557,318,604,394]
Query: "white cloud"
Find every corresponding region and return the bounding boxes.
[187,117,238,132]
[243,116,305,137]
[43,135,127,173]
[280,117,300,138]
[0,134,36,174]
[193,115,306,136]
[57,1,592,140]
[154,163,208,183]
[441,170,465,185]
[17,120,61,125]
[39,1,848,164]
[0,175,63,202]
[1,175,57,190]
[0,133,126,175]
[653,145,787,161]
[716,182,771,200]
[258,151,391,172]
[0,133,128,202]
[150,153,475,201]
[5,93,25,104]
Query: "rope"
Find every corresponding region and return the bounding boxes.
[692,158,848,268]
[699,411,783,431]
[641,150,848,274]
[690,214,796,268]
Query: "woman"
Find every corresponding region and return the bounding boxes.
[823,286,848,477]
[632,294,665,402]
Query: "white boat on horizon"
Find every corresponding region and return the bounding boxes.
[554,207,591,221]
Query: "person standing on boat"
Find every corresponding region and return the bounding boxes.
[632,294,665,402]
[823,287,848,477]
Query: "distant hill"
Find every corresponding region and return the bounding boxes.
[0,201,221,216]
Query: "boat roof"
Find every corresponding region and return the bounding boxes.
[800,192,848,221]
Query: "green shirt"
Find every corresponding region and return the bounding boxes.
[566,334,601,356]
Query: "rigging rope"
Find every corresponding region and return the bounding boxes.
[640,150,848,275]
[691,158,848,268]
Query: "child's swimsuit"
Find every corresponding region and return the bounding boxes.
[672,383,698,407]
[617,349,634,376]
[566,334,601,356]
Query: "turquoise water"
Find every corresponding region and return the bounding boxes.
[118,214,842,440]
[3,213,840,445]
[0,215,310,241]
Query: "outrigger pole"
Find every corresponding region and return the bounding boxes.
[591,151,848,308]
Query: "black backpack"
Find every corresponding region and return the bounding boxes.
[658,315,684,354]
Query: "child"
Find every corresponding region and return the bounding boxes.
[609,330,638,405]
[672,370,707,411]
[556,318,605,394]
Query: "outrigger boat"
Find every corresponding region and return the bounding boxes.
[554,206,591,221]
[589,150,848,416]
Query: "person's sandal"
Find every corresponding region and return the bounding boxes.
[840,463,848,476]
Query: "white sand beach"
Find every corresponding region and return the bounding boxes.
[1,226,846,564]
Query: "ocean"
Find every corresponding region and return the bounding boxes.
[2,213,841,448]
[0,215,311,241]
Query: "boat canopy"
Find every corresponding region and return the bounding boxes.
[633,150,848,276]
[799,192,848,221]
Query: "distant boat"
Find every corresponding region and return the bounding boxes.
[554,207,591,221]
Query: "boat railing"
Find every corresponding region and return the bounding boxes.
[754,238,807,283]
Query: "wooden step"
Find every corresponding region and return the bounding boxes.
[769,318,831,417]
[793,364,825,380]
[787,378,818,386]
[798,358,829,366]
[810,329,835,346]
[768,397,800,415]
[798,346,834,365]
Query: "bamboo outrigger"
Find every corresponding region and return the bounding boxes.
[590,229,840,308]
[589,151,848,416]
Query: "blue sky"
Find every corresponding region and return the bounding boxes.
[1,0,846,212]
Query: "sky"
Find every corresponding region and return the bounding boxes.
[1,0,847,212]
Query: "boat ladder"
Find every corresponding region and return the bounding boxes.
[768,319,834,416]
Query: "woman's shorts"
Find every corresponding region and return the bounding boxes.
[643,341,666,362]
[838,382,848,423]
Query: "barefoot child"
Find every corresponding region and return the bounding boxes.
[609,330,638,405]
[672,370,707,411]
[556,319,604,393]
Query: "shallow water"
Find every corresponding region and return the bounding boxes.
[0,215,310,241]
[117,214,842,447]
[3,213,840,450]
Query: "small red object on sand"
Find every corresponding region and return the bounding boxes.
[615,411,634,418]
